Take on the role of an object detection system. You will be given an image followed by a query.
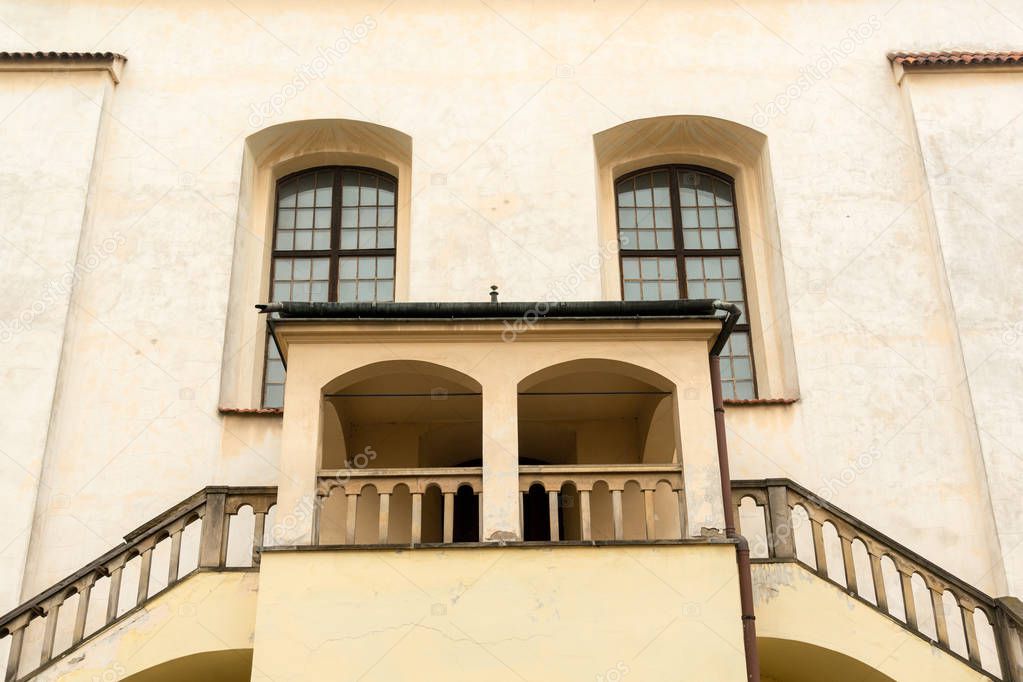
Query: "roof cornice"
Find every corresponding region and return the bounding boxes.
[0,51,126,83]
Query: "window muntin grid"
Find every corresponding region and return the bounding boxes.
[615,166,756,398]
[339,255,395,303]
[621,256,679,301]
[264,167,397,408]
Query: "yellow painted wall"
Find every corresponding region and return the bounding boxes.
[251,544,747,681]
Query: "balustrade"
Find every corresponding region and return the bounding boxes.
[0,487,274,682]
[733,479,1023,681]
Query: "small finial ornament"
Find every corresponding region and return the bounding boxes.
[490,285,499,303]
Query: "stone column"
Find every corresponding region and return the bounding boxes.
[481,373,520,541]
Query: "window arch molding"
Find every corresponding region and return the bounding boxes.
[593,115,799,401]
[220,119,412,410]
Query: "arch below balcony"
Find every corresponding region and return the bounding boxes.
[124,650,253,681]
[759,638,895,682]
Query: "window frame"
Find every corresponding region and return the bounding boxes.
[262,165,399,408]
[614,164,758,397]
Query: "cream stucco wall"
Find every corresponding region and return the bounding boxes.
[0,0,1021,616]
[897,67,1023,598]
[251,544,746,681]
[0,65,116,612]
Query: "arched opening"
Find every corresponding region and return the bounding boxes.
[516,360,684,542]
[317,361,482,545]
[517,359,677,466]
[321,360,482,470]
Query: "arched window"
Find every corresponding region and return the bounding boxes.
[263,166,397,407]
[615,166,756,399]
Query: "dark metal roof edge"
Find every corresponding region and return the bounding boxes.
[0,51,126,62]
[256,299,727,321]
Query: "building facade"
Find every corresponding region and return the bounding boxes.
[1,1,1023,680]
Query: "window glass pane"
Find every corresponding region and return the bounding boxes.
[276,231,294,250]
[294,231,312,250]
[278,179,297,208]
[342,208,358,227]
[359,207,377,227]
[636,208,653,228]
[278,209,295,229]
[342,172,359,205]
[720,331,755,399]
[338,256,395,303]
[297,174,316,207]
[379,179,396,206]
[621,256,679,301]
[358,229,377,249]
[652,172,671,206]
[618,208,636,229]
[272,257,330,302]
[685,256,746,321]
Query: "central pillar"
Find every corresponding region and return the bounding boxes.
[481,373,520,541]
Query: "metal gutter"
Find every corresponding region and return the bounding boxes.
[709,300,760,682]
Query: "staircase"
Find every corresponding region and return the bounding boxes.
[733,479,1023,680]
[0,487,275,682]
[2,481,1021,681]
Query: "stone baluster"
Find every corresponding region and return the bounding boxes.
[867,551,889,613]
[136,544,155,606]
[443,492,455,544]
[579,489,592,541]
[898,567,918,630]
[809,518,828,578]
[961,600,982,666]
[766,485,794,559]
[611,489,624,541]
[839,534,858,594]
[4,612,34,682]
[105,558,126,624]
[345,492,359,544]
[39,595,64,666]
[548,489,560,542]
[410,492,423,544]
[378,491,390,544]
[71,574,97,646]
[927,582,950,648]
[167,526,184,582]
[643,488,656,540]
